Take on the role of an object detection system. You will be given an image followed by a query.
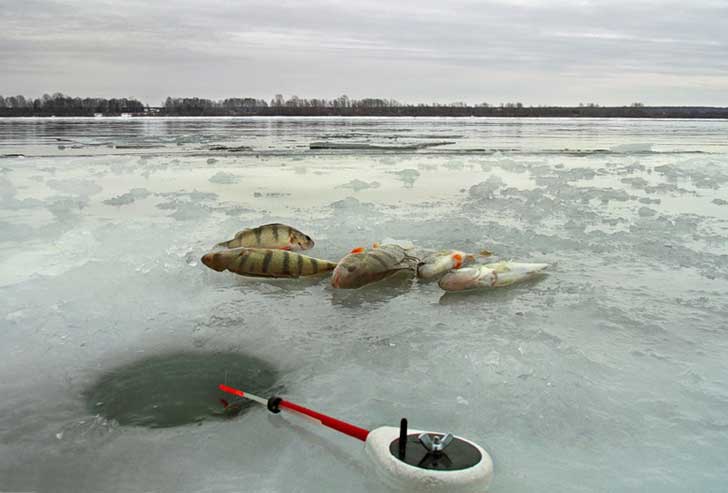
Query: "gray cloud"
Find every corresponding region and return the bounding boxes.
[1,0,727,105]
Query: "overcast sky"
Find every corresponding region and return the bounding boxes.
[2,0,727,106]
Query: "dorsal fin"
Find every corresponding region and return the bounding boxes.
[259,222,286,228]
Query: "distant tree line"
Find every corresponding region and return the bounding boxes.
[161,94,405,116]
[2,92,727,118]
[0,93,145,116]
[160,95,728,118]
[163,97,270,116]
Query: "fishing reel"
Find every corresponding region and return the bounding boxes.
[366,418,493,492]
[386,418,485,471]
[219,385,493,492]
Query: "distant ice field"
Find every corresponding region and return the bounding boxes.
[1,117,727,492]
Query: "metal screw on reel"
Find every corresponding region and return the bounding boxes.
[389,421,484,472]
[418,432,454,453]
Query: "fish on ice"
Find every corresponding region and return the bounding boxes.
[416,249,492,280]
[216,223,314,251]
[201,248,336,278]
[331,244,418,289]
[438,261,548,291]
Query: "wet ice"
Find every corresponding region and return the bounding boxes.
[208,171,241,184]
[1,117,727,493]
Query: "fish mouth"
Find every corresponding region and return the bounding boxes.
[331,268,343,288]
[201,253,225,272]
[438,269,480,291]
[331,266,359,288]
[291,240,314,251]
[201,253,213,268]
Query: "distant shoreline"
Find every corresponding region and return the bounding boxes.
[2,94,727,118]
[2,110,728,119]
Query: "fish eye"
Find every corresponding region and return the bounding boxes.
[347,265,357,273]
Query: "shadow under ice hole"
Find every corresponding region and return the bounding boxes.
[84,351,281,428]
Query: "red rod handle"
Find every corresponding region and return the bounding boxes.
[279,399,370,442]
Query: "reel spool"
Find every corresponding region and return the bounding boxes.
[365,419,493,492]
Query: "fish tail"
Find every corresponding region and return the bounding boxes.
[307,256,321,275]
[402,253,420,269]
[300,255,336,275]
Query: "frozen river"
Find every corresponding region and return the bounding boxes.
[1,117,727,492]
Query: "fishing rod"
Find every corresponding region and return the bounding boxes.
[218,384,493,492]
[218,384,369,441]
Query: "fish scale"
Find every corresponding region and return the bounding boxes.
[438,261,549,291]
[331,244,418,289]
[202,248,336,278]
[215,223,315,251]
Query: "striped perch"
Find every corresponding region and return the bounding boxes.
[216,223,314,251]
[331,244,418,289]
[201,247,336,278]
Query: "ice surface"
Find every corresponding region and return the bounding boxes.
[337,179,381,192]
[390,168,420,187]
[609,143,653,153]
[1,117,728,493]
[0,175,17,199]
[469,175,505,199]
[103,188,151,206]
[208,171,241,184]
[47,178,103,197]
